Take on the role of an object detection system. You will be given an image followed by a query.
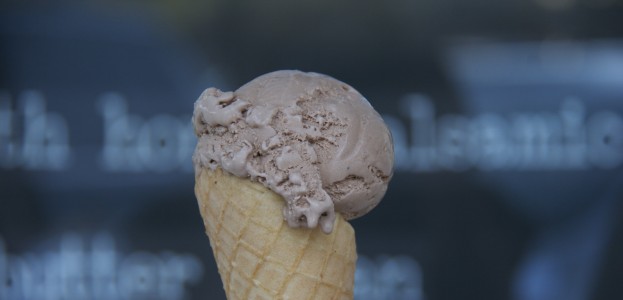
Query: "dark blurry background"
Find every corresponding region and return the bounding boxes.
[1,1,623,299]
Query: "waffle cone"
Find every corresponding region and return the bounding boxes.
[195,168,357,300]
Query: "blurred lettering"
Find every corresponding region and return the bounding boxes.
[355,255,424,300]
[387,95,623,172]
[587,111,623,168]
[0,233,203,300]
[2,89,620,174]
[0,90,71,170]
[98,93,195,173]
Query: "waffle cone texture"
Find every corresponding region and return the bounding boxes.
[195,168,357,300]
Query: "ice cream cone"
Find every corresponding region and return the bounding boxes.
[195,168,357,300]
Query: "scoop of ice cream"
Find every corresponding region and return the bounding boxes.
[192,70,394,233]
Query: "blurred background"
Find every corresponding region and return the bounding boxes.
[1,0,623,299]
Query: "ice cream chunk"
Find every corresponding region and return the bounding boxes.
[192,70,394,233]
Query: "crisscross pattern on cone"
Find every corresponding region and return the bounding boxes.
[195,168,357,300]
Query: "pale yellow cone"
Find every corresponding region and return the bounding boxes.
[195,168,357,300]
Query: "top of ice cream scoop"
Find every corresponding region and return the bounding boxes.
[192,70,394,233]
